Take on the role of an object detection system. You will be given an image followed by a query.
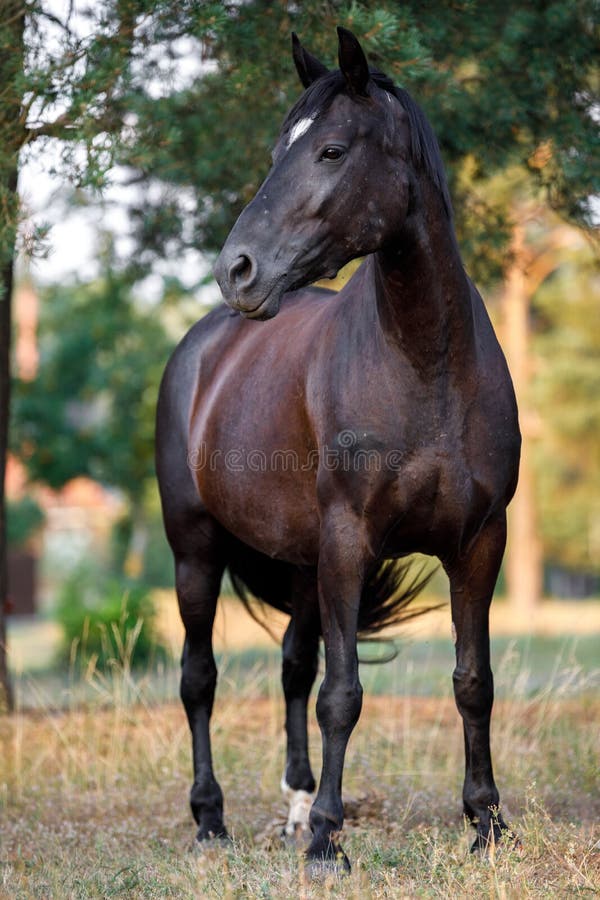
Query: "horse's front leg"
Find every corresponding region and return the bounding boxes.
[280,573,320,843]
[444,514,515,852]
[305,513,369,875]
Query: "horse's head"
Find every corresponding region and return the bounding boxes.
[214,28,449,320]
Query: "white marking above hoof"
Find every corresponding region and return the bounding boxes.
[281,776,315,836]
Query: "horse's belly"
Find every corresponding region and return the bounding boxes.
[192,440,321,565]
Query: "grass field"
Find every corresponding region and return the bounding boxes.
[2,599,599,897]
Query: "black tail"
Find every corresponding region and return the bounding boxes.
[226,542,295,642]
[357,557,439,637]
[226,543,439,645]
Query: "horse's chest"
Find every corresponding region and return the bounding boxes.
[357,428,497,556]
[396,442,475,520]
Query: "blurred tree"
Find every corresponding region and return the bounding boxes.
[118,0,598,284]
[495,183,599,612]
[501,214,545,614]
[531,239,600,576]
[0,0,225,708]
[11,260,175,570]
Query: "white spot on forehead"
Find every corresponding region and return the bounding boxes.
[287,116,315,148]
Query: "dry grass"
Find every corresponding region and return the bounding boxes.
[1,659,599,898]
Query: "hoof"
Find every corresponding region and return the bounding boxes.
[304,856,351,881]
[193,829,231,852]
[304,844,351,880]
[470,822,521,855]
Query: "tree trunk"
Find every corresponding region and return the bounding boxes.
[0,1,26,711]
[0,243,16,711]
[502,222,543,621]
[505,435,543,620]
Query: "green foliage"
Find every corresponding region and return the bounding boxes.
[6,496,45,549]
[11,258,175,503]
[3,1,213,262]
[117,0,598,285]
[55,568,166,669]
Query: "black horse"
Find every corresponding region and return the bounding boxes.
[156,28,520,874]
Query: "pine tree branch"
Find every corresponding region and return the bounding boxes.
[0,3,27,29]
[24,107,123,144]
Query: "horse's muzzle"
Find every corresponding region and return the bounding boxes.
[213,248,284,319]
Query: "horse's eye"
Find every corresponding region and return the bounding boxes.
[320,146,345,161]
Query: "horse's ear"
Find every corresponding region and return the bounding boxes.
[291,33,329,89]
[337,26,370,96]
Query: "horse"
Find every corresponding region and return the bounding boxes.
[156,27,521,874]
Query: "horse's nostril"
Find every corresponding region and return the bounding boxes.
[229,254,255,288]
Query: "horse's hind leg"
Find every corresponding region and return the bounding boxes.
[174,521,228,842]
[280,570,320,842]
[444,514,515,851]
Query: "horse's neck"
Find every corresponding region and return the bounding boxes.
[369,195,475,377]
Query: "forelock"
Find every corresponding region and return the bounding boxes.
[279,65,452,219]
[281,70,346,138]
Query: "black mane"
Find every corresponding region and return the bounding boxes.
[282,68,453,219]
